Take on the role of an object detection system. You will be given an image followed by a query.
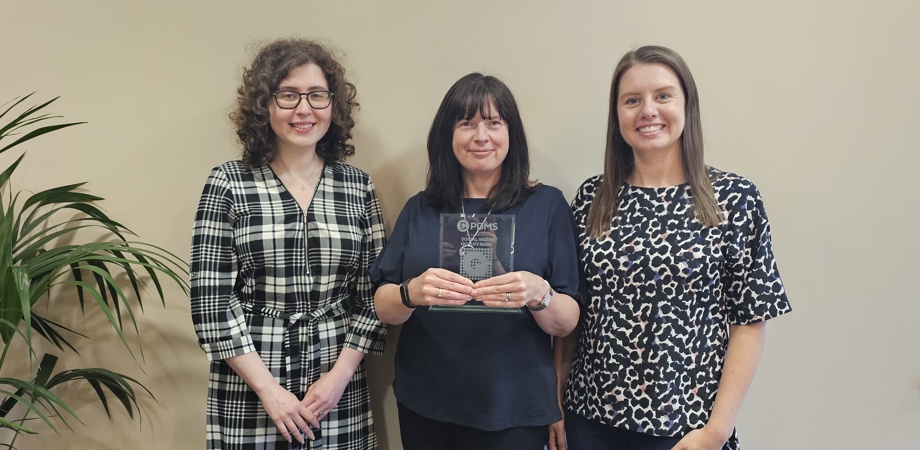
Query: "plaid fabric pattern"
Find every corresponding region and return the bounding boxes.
[191,160,387,449]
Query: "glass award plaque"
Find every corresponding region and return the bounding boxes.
[433,213,520,314]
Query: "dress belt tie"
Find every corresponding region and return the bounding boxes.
[241,301,348,449]
[240,301,349,397]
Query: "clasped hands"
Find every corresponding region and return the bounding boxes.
[407,267,546,309]
[257,369,350,444]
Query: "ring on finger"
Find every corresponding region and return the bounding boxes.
[438,288,442,299]
[504,292,511,302]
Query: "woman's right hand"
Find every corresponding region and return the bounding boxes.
[225,352,319,444]
[548,419,566,450]
[407,268,474,307]
[255,383,319,444]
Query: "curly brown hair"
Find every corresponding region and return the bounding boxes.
[231,38,359,167]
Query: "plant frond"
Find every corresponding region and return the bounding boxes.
[0,95,84,156]
[0,267,30,348]
[0,154,25,192]
[0,123,86,156]
[56,280,132,355]
[0,93,36,124]
[29,314,83,353]
[0,377,77,435]
[0,95,189,446]
[48,367,153,421]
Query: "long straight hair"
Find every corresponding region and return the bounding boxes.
[586,46,723,239]
[423,73,536,212]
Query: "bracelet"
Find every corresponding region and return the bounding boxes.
[527,279,553,311]
[400,277,417,309]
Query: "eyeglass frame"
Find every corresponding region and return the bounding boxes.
[271,89,335,110]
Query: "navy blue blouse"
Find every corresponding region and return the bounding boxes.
[370,185,580,431]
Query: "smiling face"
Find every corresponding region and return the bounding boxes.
[452,102,509,186]
[268,63,332,155]
[617,63,686,157]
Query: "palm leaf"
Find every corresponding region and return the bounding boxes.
[0,94,188,446]
[0,95,84,156]
[0,154,25,191]
[0,123,85,155]
[48,367,153,421]
[28,314,82,353]
[0,354,151,428]
[0,94,36,122]
[0,377,76,434]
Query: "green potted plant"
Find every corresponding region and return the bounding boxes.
[0,93,189,448]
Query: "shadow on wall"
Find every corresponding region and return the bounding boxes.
[366,326,402,450]
[350,127,428,236]
[353,130,428,450]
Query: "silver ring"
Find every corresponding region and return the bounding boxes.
[438,288,442,299]
[504,292,511,302]
[317,409,324,416]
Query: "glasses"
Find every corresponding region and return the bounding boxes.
[272,90,334,110]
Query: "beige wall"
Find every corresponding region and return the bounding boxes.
[2,0,918,448]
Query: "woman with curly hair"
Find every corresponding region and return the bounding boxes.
[190,38,387,450]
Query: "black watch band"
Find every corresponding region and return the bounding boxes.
[400,277,417,309]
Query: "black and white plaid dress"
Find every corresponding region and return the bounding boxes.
[190,160,387,449]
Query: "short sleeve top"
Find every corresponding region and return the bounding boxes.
[370,185,580,431]
[565,169,791,448]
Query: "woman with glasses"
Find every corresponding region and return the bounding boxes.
[191,38,386,450]
[369,73,581,450]
[552,46,791,450]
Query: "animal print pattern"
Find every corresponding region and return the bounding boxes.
[564,169,791,450]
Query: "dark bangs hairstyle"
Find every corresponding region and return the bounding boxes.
[586,45,724,239]
[423,73,536,212]
[231,38,359,167]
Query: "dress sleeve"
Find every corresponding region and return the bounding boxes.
[369,196,415,288]
[344,175,389,356]
[723,184,792,324]
[545,189,581,302]
[190,167,255,361]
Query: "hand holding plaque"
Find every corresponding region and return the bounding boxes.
[436,213,518,313]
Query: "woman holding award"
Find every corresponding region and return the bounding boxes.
[370,73,580,450]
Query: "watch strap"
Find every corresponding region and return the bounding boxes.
[400,277,417,309]
[528,279,552,311]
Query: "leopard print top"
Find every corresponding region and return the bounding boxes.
[565,169,791,449]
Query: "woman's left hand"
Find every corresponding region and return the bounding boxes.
[471,271,547,309]
[670,426,729,450]
[301,367,352,422]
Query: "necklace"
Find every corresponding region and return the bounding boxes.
[277,159,323,192]
[459,200,493,255]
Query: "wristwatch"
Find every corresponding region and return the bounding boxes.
[400,278,417,309]
[528,280,553,311]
